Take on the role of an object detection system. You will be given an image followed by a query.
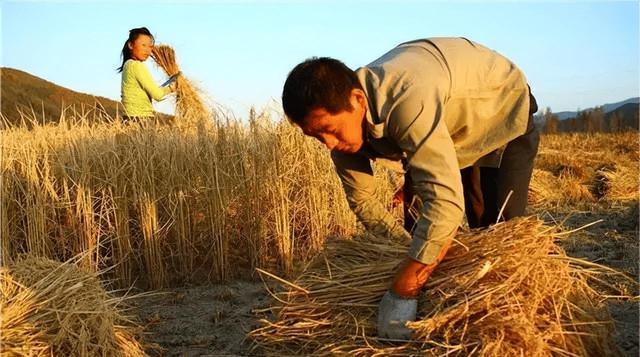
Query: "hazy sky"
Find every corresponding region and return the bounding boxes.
[2,0,639,117]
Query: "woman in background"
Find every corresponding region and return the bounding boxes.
[117,27,175,123]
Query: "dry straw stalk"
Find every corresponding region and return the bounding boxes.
[151,44,209,123]
[1,111,357,289]
[1,255,147,356]
[251,216,634,356]
[530,132,639,209]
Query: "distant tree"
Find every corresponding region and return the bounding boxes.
[542,107,559,134]
[566,111,581,132]
[561,117,571,132]
[573,108,584,132]
[608,112,620,132]
[591,106,605,132]
[626,110,640,131]
[579,107,606,133]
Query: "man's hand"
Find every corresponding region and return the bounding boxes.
[377,258,430,340]
[377,238,454,340]
[377,290,417,340]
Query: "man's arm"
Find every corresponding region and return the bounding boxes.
[331,151,410,242]
[388,84,465,265]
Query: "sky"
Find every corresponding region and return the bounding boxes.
[2,0,639,118]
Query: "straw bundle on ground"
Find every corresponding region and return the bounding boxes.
[151,44,209,122]
[590,163,639,202]
[529,169,594,208]
[1,256,147,356]
[528,169,561,207]
[251,216,630,356]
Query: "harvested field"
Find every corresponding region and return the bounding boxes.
[133,205,638,357]
[135,132,639,356]
[2,105,638,356]
[530,132,638,208]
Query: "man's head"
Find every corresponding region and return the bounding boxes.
[282,57,367,153]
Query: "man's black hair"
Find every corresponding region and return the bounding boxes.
[282,57,363,124]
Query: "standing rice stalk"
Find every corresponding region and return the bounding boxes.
[1,162,18,265]
[112,188,134,287]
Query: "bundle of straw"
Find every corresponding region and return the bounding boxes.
[251,216,631,356]
[528,169,560,207]
[151,44,209,122]
[590,163,639,202]
[1,256,147,356]
[529,169,594,207]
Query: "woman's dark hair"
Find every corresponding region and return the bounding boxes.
[282,57,363,125]
[117,27,154,73]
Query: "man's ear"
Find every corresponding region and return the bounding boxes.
[351,89,367,111]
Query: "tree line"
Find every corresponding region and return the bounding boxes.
[537,104,639,134]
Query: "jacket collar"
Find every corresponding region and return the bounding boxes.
[364,97,386,139]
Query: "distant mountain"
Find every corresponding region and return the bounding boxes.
[601,97,640,113]
[1,67,124,126]
[555,102,639,133]
[555,97,640,120]
[604,102,639,131]
[554,111,578,121]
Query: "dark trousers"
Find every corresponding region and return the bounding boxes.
[459,115,539,228]
[401,90,539,230]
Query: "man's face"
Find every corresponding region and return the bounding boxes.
[300,90,367,154]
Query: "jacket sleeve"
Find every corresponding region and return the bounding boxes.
[387,84,465,264]
[133,61,171,101]
[331,150,411,242]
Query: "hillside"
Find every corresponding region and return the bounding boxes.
[604,102,640,131]
[557,103,639,133]
[555,97,640,120]
[1,67,124,125]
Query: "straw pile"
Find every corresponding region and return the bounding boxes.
[251,216,629,356]
[1,256,147,356]
[531,134,639,208]
[590,163,638,202]
[151,44,209,122]
[528,169,593,207]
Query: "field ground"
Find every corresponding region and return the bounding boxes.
[135,201,639,357]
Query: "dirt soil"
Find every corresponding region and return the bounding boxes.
[551,203,639,357]
[136,280,271,356]
[135,202,639,357]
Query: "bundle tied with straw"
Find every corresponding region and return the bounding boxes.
[251,216,633,356]
[590,163,639,202]
[1,256,148,357]
[151,44,209,123]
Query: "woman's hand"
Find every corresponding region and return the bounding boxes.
[169,81,178,92]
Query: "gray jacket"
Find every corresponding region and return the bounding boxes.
[332,38,531,263]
